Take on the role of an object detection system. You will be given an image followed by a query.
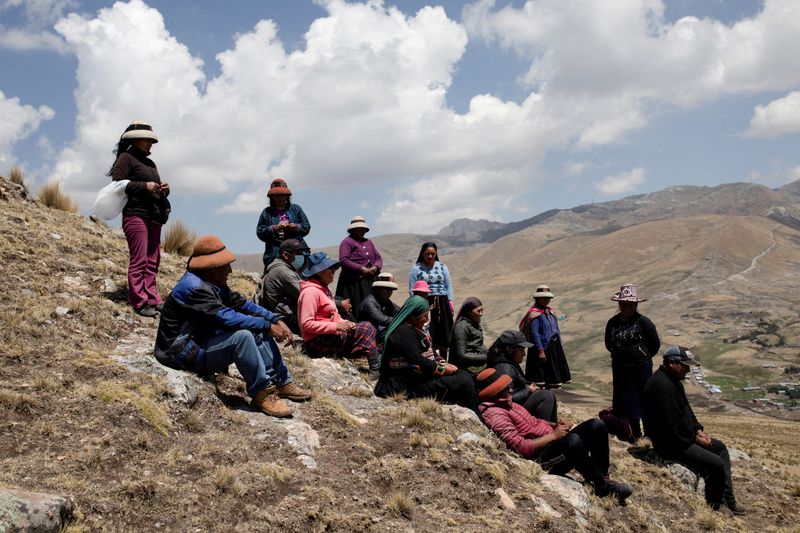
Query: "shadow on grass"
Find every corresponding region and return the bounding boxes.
[102,286,129,305]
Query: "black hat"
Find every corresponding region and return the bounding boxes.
[279,239,309,253]
[497,330,534,349]
[663,345,700,366]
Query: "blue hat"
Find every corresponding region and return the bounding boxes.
[301,252,340,278]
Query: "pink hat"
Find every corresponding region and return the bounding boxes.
[412,280,431,294]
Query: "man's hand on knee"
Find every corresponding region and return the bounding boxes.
[267,320,293,343]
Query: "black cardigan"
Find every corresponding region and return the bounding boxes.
[643,367,703,456]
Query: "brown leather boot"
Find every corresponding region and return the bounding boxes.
[277,382,312,401]
[251,386,293,417]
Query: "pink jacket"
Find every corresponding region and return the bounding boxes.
[478,401,553,458]
[298,278,343,341]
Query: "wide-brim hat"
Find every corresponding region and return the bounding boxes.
[302,252,340,278]
[611,283,647,302]
[267,178,292,197]
[120,121,158,143]
[663,345,700,366]
[373,272,398,290]
[187,235,236,271]
[497,330,534,349]
[412,280,431,294]
[533,284,555,299]
[347,215,370,232]
[476,368,513,402]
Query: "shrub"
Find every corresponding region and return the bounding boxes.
[162,219,196,256]
[37,181,78,212]
[10,166,27,192]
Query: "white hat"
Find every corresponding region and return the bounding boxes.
[120,121,159,143]
[533,284,555,299]
[347,216,369,232]
[373,272,398,290]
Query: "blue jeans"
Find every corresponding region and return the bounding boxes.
[194,330,291,397]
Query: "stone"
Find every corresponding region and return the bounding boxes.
[540,474,590,516]
[305,358,372,396]
[0,489,74,532]
[443,404,481,424]
[62,276,83,288]
[49,233,62,240]
[495,488,516,510]
[728,447,751,462]
[55,306,69,316]
[456,432,480,444]
[297,455,318,469]
[529,495,562,519]
[277,418,321,458]
[113,352,200,406]
[668,464,704,493]
[103,279,118,292]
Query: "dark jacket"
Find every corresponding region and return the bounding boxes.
[155,271,282,369]
[605,313,660,366]
[357,293,399,330]
[256,203,310,268]
[643,367,703,456]
[490,354,533,406]
[449,318,487,371]
[260,258,301,318]
[110,147,170,224]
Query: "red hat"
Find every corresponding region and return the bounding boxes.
[267,178,292,197]
[476,368,512,401]
[187,235,236,271]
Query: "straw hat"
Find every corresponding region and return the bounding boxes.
[187,235,236,271]
[347,216,369,232]
[533,284,554,299]
[372,272,398,290]
[120,121,158,142]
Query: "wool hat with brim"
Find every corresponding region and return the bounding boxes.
[187,235,236,271]
[120,121,158,143]
[373,272,398,290]
[533,284,554,299]
[663,345,700,366]
[611,283,646,302]
[476,368,513,401]
[347,216,370,232]
[497,330,534,349]
[412,280,431,294]
[279,238,309,253]
[302,252,340,278]
[267,178,292,197]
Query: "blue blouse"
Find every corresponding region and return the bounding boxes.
[408,261,454,300]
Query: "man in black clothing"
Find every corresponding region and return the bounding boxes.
[643,346,744,515]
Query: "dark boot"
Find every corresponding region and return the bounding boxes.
[595,478,633,504]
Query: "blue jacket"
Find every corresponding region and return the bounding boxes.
[529,310,560,352]
[256,203,311,268]
[155,271,282,369]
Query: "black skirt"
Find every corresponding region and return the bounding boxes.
[525,337,571,387]
[335,273,375,317]
[427,294,453,348]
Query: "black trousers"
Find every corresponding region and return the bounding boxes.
[673,439,735,506]
[522,389,558,423]
[536,418,609,485]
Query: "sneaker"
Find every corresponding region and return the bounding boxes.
[276,382,312,402]
[595,479,633,503]
[134,304,158,318]
[252,386,293,417]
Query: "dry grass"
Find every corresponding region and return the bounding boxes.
[386,492,414,519]
[9,166,27,192]
[162,219,196,256]
[259,462,294,482]
[317,394,363,426]
[37,181,78,212]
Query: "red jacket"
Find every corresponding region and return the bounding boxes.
[478,401,553,458]
[297,278,343,341]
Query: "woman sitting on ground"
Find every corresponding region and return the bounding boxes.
[448,297,488,374]
[357,273,400,334]
[374,296,477,410]
[487,330,558,423]
[476,368,632,503]
[297,252,380,376]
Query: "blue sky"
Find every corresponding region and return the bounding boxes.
[1,0,799,254]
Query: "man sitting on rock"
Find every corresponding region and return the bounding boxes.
[643,346,745,515]
[258,238,308,334]
[155,235,311,418]
[357,272,400,334]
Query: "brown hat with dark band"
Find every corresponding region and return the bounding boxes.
[476,368,513,401]
[187,235,236,271]
[267,178,292,197]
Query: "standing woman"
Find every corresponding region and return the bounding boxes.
[408,242,454,360]
[256,179,310,273]
[335,216,383,314]
[108,121,170,318]
[605,283,660,442]
[520,285,571,388]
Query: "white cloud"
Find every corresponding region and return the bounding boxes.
[745,91,800,138]
[0,90,55,165]
[0,0,75,53]
[564,161,590,176]
[595,167,645,195]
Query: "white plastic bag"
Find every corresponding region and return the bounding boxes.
[93,179,129,220]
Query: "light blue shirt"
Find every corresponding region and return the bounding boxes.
[409,261,454,300]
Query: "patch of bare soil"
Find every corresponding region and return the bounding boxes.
[2,179,799,532]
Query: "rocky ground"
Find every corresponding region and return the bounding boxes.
[1,176,800,532]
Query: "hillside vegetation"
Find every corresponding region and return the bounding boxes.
[1,176,799,531]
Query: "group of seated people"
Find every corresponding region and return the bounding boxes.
[154,233,744,513]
